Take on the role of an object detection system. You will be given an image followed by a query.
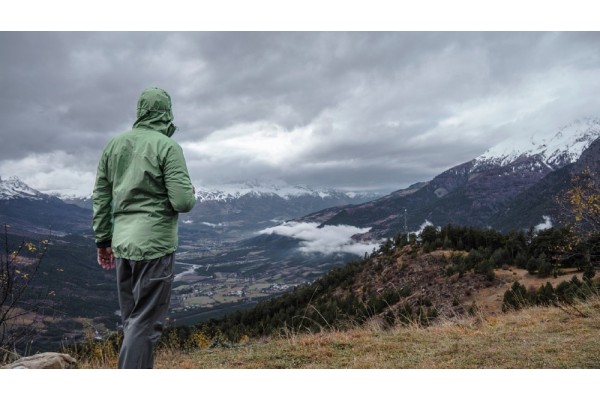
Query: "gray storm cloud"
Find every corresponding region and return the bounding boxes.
[1,32,600,195]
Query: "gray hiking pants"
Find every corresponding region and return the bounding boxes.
[115,253,174,369]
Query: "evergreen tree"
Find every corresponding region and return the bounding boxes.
[537,282,555,305]
[537,253,554,278]
[526,257,539,274]
[515,251,528,268]
[502,282,528,312]
[583,264,596,285]
[421,225,438,245]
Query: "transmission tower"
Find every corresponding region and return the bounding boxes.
[404,208,409,242]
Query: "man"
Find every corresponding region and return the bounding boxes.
[93,87,196,368]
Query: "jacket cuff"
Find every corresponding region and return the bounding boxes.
[96,240,112,249]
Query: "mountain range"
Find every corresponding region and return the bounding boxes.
[181,182,382,242]
[0,176,91,237]
[51,180,381,241]
[296,118,600,239]
[2,117,599,352]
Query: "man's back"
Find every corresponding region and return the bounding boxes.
[93,88,196,260]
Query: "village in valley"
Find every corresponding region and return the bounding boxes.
[170,268,295,313]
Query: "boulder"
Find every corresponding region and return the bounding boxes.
[1,352,77,369]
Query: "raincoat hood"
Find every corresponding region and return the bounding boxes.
[133,87,177,137]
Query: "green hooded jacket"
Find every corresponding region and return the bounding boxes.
[93,87,196,260]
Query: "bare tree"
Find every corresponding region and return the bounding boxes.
[1,223,49,361]
[556,168,600,282]
[564,168,600,233]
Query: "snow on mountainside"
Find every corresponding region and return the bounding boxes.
[52,192,92,201]
[195,181,377,202]
[0,176,46,200]
[2,175,379,208]
[474,118,600,170]
[309,117,600,237]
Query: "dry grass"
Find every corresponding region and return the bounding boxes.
[74,295,600,369]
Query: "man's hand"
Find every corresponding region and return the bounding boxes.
[97,247,115,271]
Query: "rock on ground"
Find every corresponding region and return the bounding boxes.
[1,352,77,369]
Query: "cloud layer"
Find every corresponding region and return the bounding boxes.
[534,216,554,232]
[2,32,600,195]
[259,222,382,256]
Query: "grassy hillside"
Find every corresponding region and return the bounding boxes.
[75,294,600,369]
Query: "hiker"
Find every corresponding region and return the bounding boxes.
[92,87,196,368]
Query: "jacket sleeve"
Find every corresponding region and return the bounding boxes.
[92,150,114,247]
[163,143,196,213]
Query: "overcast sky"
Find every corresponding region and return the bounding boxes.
[1,31,600,196]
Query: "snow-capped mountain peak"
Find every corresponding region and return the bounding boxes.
[49,192,92,202]
[474,118,600,170]
[0,176,46,200]
[195,181,377,202]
